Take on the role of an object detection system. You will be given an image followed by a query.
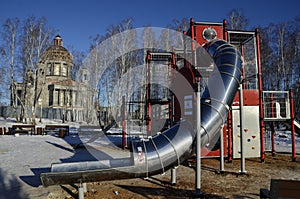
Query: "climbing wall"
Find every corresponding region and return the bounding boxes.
[232,106,261,158]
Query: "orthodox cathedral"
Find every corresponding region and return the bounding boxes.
[13,35,91,122]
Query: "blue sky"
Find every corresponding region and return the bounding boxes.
[0,0,299,53]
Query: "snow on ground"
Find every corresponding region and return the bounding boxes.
[265,130,300,153]
[0,117,133,199]
[0,132,136,199]
[0,135,74,198]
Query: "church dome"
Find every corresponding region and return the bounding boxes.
[40,35,73,63]
[38,35,74,79]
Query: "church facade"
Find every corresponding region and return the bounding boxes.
[13,35,92,122]
[37,35,81,108]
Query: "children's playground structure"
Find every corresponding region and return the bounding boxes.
[40,18,299,195]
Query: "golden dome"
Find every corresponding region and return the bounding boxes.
[40,35,73,63]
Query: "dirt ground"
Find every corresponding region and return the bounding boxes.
[48,153,300,199]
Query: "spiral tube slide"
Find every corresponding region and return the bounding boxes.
[40,40,242,186]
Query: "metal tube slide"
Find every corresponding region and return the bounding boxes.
[40,40,242,186]
[198,40,242,149]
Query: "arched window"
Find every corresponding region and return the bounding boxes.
[61,64,67,77]
[47,63,54,75]
[54,63,60,75]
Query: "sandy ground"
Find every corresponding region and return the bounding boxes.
[56,154,300,199]
[0,134,300,199]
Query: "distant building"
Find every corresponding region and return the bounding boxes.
[13,35,91,122]
[37,35,77,108]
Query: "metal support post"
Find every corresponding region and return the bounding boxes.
[78,184,84,199]
[220,125,225,173]
[270,93,276,156]
[239,82,247,174]
[171,167,176,185]
[146,51,152,136]
[195,77,202,196]
[82,183,87,193]
[289,89,297,162]
[227,111,233,162]
[271,122,276,156]
[122,96,127,149]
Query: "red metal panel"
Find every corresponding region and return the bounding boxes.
[223,19,228,41]
[233,90,259,106]
[227,111,233,162]
[194,24,224,45]
[172,67,195,124]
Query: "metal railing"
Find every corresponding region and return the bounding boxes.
[263,91,290,121]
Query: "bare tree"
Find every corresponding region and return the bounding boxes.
[68,46,85,80]
[260,24,277,90]
[227,9,249,30]
[168,17,189,48]
[19,16,55,123]
[67,45,85,121]
[84,18,141,126]
[294,16,300,119]
[259,17,300,119]
[276,22,287,90]
[106,18,136,120]
[80,51,100,124]
[169,17,190,33]
[0,18,19,119]
[75,33,109,124]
